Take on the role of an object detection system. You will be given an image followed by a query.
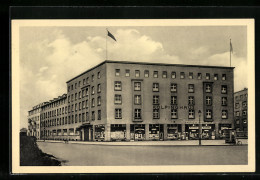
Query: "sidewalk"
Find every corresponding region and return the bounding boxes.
[37,139,248,146]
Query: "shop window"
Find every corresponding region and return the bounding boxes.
[188,84,194,93]
[135,70,140,77]
[222,97,227,106]
[134,95,142,105]
[115,94,122,104]
[134,82,141,91]
[171,72,176,79]
[222,110,228,119]
[98,110,101,120]
[236,111,240,117]
[221,85,227,94]
[153,95,159,104]
[197,73,202,80]
[125,69,130,77]
[188,96,195,105]
[206,109,212,119]
[134,109,142,119]
[206,96,212,106]
[222,74,226,80]
[153,83,159,92]
[98,71,101,79]
[206,73,210,80]
[188,110,195,119]
[144,70,149,77]
[115,108,122,119]
[114,81,122,91]
[243,110,247,116]
[97,96,101,106]
[180,72,185,79]
[170,83,177,92]
[189,72,193,79]
[153,71,158,78]
[205,84,212,93]
[171,109,178,119]
[115,69,120,76]
[162,71,167,78]
[92,111,95,121]
[171,96,177,105]
[153,109,160,119]
[214,74,218,80]
[97,84,101,93]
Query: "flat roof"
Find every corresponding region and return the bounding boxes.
[66,60,235,83]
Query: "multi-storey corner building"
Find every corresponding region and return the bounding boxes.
[234,88,248,136]
[28,104,41,139]
[28,60,235,141]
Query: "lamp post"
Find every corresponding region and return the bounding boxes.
[198,110,202,146]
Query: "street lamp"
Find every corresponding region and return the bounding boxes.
[198,110,202,146]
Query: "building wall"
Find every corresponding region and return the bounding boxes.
[28,105,41,139]
[234,88,248,132]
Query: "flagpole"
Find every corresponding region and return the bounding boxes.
[230,39,231,67]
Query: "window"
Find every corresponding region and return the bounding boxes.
[214,74,218,80]
[79,91,81,99]
[170,83,177,92]
[71,94,73,102]
[65,106,67,114]
[82,90,85,98]
[236,111,240,117]
[75,83,77,89]
[243,110,247,116]
[71,104,74,112]
[92,111,95,121]
[97,84,101,93]
[75,114,78,123]
[205,84,212,93]
[171,72,176,79]
[171,96,177,104]
[242,102,247,108]
[134,82,141,91]
[83,79,86,85]
[97,96,101,106]
[75,93,77,100]
[171,109,178,119]
[86,112,89,121]
[92,75,94,82]
[240,95,243,99]
[153,83,159,92]
[162,71,167,78]
[236,120,240,125]
[188,96,194,105]
[235,103,240,109]
[134,109,142,119]
[222,110,228,119]
[86,88,89,96]
[92,86,95,94]
[79,102,81,110]
[188,84,194,93]
[189,72,193,79]
[134,95,141,105]
[115,109,122,119]
[68,86,70,92]
[206,73,210,80]
[114,81,122,91]
[144,70,149,77]
[82,113,84,122]
[86,77,89,84]
[222,97,227,106]
[115,69,120,76]
[98,110,101,120]
[206,109,212,119]
[86,100,89,108]
[153,109,160,119]
[206,96,212,105]
[115,94,122,104]
[180,72,185,79]
[92,98,95,107]
[135,70,140,77]
[71,85,73,90]
[243,120,247,124]
[68,95,70,103]
[188,110,195,119]
[222,74,226,80]
[197,73,202,80]
[82,101,85,109]
[153,71,158,78]
[221,85,227,94]
[153,95,159,104]
[125,69,130,77]
[98,71,101,79]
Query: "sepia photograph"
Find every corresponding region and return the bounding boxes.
[11,19,255,173]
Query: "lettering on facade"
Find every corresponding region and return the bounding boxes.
[153,105,194,110]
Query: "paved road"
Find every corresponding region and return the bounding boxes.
[37,142,248,166]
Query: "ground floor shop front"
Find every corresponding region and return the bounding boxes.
[40,123,233,141]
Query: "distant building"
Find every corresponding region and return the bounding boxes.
[234,88,248,136]
[27,104,41,139]
[28,60,235,141]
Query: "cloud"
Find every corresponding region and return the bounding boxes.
[39,66,48,73]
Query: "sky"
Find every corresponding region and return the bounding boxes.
[19,26,248,129]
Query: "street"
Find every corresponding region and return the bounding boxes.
[37,142,248,166]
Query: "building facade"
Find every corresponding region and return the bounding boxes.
[234,88,248,136]
[28,60,235,141]
[27,104,41,139]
